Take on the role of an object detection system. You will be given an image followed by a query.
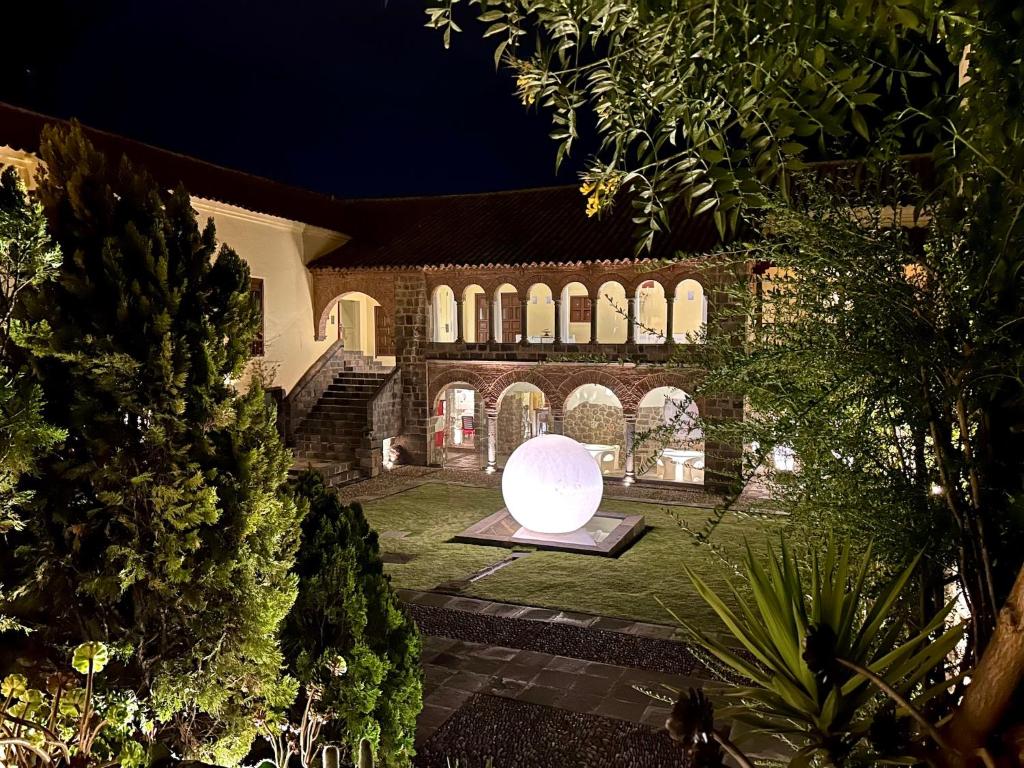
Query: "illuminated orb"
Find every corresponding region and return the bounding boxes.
[501,434,604,534]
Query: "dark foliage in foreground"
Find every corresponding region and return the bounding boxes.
[286,471,422,768]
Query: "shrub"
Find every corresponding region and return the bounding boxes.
[286,471,421,768]
[11,124,302,764]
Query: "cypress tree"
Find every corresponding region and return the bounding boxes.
[287,471,422,768]
[14,124,302,764]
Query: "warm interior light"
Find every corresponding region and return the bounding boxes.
[501,434,604,534]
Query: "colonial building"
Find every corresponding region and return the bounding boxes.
[1,102,744,490]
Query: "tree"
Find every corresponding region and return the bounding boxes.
[10,124,302,765]
[285,472,421,768]
[0,165,63,634]
[427,0,959,247]
[431,0,1024,761]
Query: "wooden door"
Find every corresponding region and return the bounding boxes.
[374,306,395,356]
[500,292,520,342]
[475,294,490,341]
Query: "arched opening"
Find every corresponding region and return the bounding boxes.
[564,384,624,476]
[636,386,704,484]
[431,285,457,343]
[494,283,519,343]
[673,279,707,343]
[431,383,483,469]
[560,282,590,343]
[595,281,628,343]
[635,280,667,344]
[462,284,488,342]
[335,291,393,361]
[496,382,549,466]
[526,283,555,343]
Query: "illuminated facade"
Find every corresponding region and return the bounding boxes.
[0,102,744,489]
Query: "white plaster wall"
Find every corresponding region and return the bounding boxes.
[193,200,346,393]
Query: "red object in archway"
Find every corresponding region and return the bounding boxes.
[434,399,445,447]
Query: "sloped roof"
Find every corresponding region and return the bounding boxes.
[0,101,352,231]
[0,101,723,268]
[0,101,931,273]
[308,186,721,270]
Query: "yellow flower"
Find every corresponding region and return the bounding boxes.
[516,76,536,106]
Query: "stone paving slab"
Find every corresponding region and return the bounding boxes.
[417,634,705,745]
[406,601,721,677]
[400,588,679,640]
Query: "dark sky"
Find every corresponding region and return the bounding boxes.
[1,0,583,197]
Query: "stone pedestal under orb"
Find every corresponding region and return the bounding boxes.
[454,435,646,558]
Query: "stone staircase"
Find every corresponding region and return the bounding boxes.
[290,353,393,487]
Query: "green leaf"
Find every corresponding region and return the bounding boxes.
[72,641,110,675]
[1,674,27,698]
[851,109,869,141]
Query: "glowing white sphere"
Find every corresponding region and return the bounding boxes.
[501,434,604,534]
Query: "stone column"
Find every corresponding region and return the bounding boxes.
[485,407,498,473]
[488,298,498,343]
[665,296,675,345]
[589,297,599,345]
[626,296,637,344]
[455,297,465,343]
[553,298,562,344]
[519,296,530,345]
[623,417,637,486]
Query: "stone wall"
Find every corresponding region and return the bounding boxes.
[497,394,531,457]
[394,273,429,465]
[367,368,403,442]
[282,341,389,444]
[564,403,624,464]
[633,404,706,477]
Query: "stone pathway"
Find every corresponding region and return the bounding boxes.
[417,633,705,744]
[405,591,790,765]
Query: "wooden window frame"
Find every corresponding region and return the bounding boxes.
[568,295,592,323]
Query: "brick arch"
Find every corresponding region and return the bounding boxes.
[458,280,489,299]
[668,274,708,295]
[425,274,459,295]
[312,271,395,341]
[428,367,488,407]
[634,373,699,406]
[632,274,671,295]
[556,369,639,414]
[552,273,592,295]
[589,273,632,296]
[486,368,559,409]
[489,278,523,300]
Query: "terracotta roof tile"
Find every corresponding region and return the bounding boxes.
[309,186,722,270]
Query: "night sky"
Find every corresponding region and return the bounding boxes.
[1,0,582,197]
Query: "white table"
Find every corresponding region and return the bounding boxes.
[659,449,704,482]
[582,443,620,474]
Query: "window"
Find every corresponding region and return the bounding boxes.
[568,295,591,323]
[250,278,265,357]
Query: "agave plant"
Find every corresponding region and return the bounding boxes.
[674,539,963,766]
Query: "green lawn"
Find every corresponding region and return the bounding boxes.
[361,482,783,626]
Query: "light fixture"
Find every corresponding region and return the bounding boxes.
[501,435,603,533]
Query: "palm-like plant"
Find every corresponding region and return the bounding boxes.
[674,540,963,766]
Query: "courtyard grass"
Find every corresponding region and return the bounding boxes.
[360,481,783,626]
